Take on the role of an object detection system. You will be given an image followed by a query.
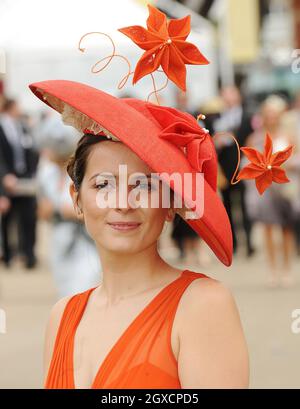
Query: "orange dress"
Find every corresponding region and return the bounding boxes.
[45,269,208,389]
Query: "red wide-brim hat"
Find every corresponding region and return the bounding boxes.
[29,79,233,266]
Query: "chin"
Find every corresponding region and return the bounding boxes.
[99,236,141,252]
[105,244,141,254]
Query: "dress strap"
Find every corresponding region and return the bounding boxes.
[45,287,96,388]
[59,288,95,339]
[165,271,209,335]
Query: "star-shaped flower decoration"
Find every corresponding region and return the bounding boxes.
[146,103,217,191]
[236,133,294,195]
[118,4,209,91]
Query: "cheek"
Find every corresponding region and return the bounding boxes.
[142,207,168,238]
[79,186,107,235]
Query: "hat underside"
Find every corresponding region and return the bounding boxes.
[38,89,120,141]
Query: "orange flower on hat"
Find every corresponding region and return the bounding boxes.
[118,4,209,91]
[236,133,294,195]
[147,103,217,190]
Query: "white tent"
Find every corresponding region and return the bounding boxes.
[0,0,217,113]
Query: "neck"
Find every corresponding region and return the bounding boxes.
[95,242,178,305]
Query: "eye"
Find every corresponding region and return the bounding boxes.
[94,180,116,190]
[134,181,155,191]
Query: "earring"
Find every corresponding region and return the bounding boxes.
[162,220,168,235]
[77,206,82,215]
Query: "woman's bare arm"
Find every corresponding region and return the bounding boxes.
[178,278,249,388]
[43,295,72,385]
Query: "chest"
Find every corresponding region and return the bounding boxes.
[72,298,181,388]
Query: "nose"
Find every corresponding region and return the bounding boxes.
[115,182,137,212]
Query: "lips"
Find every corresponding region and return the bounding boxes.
[107,222,141,231]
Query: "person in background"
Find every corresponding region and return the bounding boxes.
[0,172,10,215]
[0,98,39,268]
[0,98,10,215]
[243,95,296,287]
[37,114,101,297]
[0,163,10,214]
[213,86,254,257]
[0,95,9,256]
[280,91,300,256]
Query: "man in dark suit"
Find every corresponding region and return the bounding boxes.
[0,98,39,268]
[212,86,254,256]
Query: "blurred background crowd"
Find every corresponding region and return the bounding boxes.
[0,0,299,388]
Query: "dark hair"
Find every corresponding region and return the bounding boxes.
[67,133,108,191]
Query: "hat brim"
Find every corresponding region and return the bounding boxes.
[29,80,232,266]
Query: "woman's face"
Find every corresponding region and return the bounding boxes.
[71,140,174,254]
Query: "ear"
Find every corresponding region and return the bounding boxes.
[165,207,175,223]
[165,190,177,223]
[69,182,84,220]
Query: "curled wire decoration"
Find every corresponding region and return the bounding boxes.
[78,31,133,90]
[212,131,242,186]
[78,32,115,71]
[147,71,169,104]
[78,32,170,104]
[92,54,134,90]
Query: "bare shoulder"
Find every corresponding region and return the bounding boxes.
[43,294,74,382]
[178,275,238,318]
[46,295,74,337]
[176,274,249,388]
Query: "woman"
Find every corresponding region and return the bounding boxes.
[29,5,249,389]
[42,131,249,389]
[244,95,296,287]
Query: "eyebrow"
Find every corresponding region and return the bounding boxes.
[89,173,160,181]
